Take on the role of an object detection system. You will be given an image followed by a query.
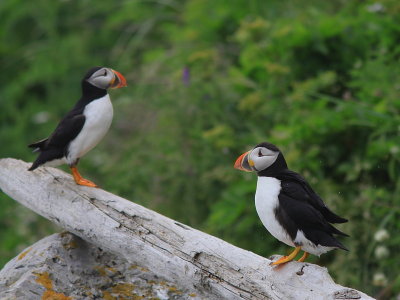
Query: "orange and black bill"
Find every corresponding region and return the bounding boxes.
[110,69,127,89]
[234,150,253,172]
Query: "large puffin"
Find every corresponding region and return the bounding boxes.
[28,66,127,187]
[234,142,348,265]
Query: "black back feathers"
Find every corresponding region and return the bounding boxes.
[274,171,349,250]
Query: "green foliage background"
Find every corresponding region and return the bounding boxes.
[1,0,399,298]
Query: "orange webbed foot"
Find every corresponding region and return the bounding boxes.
[271,246,301,266]
[70,166,98,188]
[75,177,98,188]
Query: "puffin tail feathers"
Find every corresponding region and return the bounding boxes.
[28,148,64,171]
[28,138,48,153]
[317,231,349,251]
[328,224,349,237]
[323,208,348,224]
[332,238,349,251]
[28,160,40,171]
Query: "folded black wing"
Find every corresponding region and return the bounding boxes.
[46,112,86,150]
[276,191,348,250]
[28,109,86,171]
[277,170,348,224]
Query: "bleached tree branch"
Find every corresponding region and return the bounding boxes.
[0,158,373,300]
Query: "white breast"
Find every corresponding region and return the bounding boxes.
[255,177,294,247]
[256,177,336,256]
[67,94,113,165]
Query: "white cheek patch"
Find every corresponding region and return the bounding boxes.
[91,76,111,89]
[87,68,114,89]
[253,154,279,171]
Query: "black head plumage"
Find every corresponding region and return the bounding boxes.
[83,66,103,80]
[80,66,107,99]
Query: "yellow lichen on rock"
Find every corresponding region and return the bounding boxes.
[35,272,53,290]
[94,265,107,276]
[168,285,183,295]
[63,240,78,250]
[34,272,72,300]
[17,247,32,260]
[42,290,72,300]
[102,291,115,300]
[111,283,135,296]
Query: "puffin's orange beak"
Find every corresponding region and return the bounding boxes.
[110,69,127,89]
[234,151,253,172]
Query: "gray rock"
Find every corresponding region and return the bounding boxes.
[0,232,200,300]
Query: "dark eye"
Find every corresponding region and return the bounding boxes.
[258,149,263,157]
[103,70,107,76]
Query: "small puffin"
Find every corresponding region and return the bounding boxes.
[28,66,127,187]
[234,142,348,265]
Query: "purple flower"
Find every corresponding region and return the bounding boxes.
[182,66,190,86]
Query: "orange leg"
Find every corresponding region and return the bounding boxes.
[70,166,97,187]
[298,251,309,262]
[272,246,301,266]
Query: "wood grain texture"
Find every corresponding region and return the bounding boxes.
[0,158,374,300]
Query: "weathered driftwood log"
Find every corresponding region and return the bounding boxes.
[0,158,373,300]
